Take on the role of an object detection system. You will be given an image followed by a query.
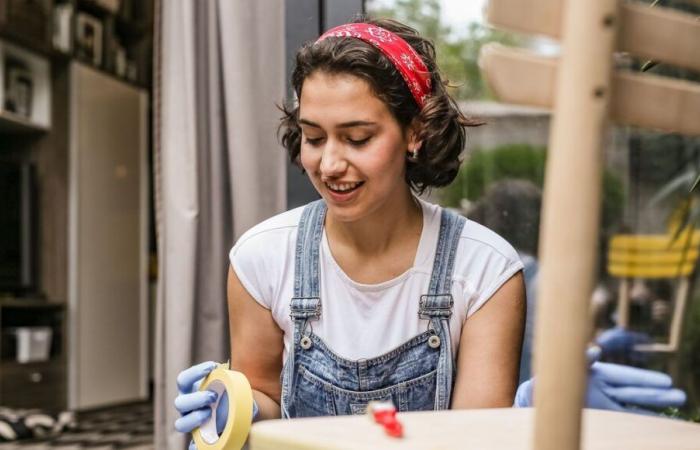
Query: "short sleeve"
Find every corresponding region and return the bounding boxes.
[227,206,305,312]
[458,221,524,318]
[229,234,274,310]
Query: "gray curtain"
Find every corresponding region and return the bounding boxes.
[153,1,286,448]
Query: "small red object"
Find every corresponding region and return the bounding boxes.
[383,419,404,438]
[369,401,404,438]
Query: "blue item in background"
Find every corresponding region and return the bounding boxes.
[595,326,651,365]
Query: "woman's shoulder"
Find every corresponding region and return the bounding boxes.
[419,199,519,263]
[230,204,306,256]
[228,204,310,307]
[242,204,307,241]
[459,217,521,263]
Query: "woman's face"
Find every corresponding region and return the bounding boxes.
[298,71,419,223]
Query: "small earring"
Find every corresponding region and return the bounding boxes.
[407,148,418,159]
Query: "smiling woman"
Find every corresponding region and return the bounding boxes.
[298,71,414,222]
[174,17,526,445]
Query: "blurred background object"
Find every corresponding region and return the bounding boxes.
[369,0,700,424]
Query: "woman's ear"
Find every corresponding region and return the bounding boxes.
[406,119,423,153]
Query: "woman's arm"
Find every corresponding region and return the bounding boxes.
[451,271,526,408]
[227,265,284,419]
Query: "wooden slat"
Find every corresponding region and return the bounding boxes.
[609,233,700,250]
[613,71,700,139]
[486,0,700,73]
[669,278,690,350]
[608,250,699,265]
[479,44,700,136]
[486,0,562,37]
[617,278,630,328]
[479,44,556,109]
[608,263,695,277]
[634,343,675,352]
[619,2,700,74]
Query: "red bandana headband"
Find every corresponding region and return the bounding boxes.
[316,23,432,108]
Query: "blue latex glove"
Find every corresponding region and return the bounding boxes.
[174,361,258,449]
[514,348,686,414]
[595,327,651,364]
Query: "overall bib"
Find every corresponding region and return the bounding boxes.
[280,200,466,418]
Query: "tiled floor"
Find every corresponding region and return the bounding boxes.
[0,402,153,449]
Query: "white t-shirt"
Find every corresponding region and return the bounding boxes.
[229,198,523,362]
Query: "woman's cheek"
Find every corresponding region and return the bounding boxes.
[299,146,316,173]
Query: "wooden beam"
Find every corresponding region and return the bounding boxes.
[531,1,619,449]
[617,279,631,329]
[486,0,562,37]
[479,44,556,109]
[480,44,700,136]
[486,0,700,73]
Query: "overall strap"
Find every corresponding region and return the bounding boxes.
[281,200,327,419]
[419,208,466,410]
[292,199,327,301]
[427,208,466,296]
[290,199,326,332]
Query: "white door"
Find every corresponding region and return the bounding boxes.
[68,63,149,409]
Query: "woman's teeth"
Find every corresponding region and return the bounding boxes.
[326,182,363,192]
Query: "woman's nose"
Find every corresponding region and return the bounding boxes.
[319,140,348,176]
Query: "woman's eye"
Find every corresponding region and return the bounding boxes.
[348,137,371,147]
[304,137,324,146]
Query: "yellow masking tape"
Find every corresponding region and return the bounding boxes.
[192,367,253,450]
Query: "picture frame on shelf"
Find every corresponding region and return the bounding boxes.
[3,57,33,118]
[75,13,103,67]
[93,0,122,14]
[52,2,74,53]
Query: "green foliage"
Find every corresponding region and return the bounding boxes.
[461,144,546,202]
[661,407,700,422]
[366,0,520,100]
[441,144,625,231]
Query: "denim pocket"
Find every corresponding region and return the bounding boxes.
[298,364,437,415]
[290,365,337,417]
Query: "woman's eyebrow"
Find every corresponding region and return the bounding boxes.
[299,118,377,129]
[299,118,321,128]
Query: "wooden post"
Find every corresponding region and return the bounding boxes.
[617,278,630,328]
[533,1,619,450]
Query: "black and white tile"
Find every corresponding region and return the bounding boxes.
[0,402,153,449]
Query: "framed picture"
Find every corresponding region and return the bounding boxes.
[75,13,103,67]
[3,57,33,118]
[93,0,121,14]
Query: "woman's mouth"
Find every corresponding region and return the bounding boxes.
[325,181,364,193]
[324,181,365,202]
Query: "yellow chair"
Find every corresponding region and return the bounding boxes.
[607,229,700,352]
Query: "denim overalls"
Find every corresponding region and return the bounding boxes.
[280,200,466,418]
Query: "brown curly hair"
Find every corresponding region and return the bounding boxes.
[279,17,483,194]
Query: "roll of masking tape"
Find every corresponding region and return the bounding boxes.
[192,366,253,450]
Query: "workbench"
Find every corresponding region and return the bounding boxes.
[249,408,700,449]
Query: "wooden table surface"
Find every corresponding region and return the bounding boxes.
[249,407,700,450]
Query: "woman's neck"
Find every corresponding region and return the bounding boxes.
[325,188,423,258]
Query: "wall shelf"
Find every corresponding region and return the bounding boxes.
[0,110,49,133]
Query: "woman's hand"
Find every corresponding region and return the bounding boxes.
[514,348,686,414]
[174,361,220,434]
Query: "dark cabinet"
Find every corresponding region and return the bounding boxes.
[0,300,66,411]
